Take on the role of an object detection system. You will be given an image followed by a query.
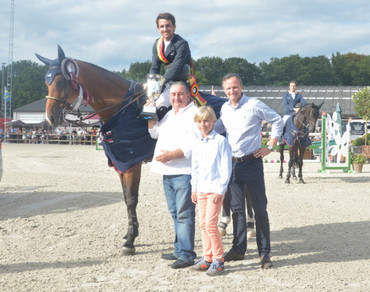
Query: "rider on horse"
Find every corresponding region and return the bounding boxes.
[150,12,205,119]
[283,81,307,124]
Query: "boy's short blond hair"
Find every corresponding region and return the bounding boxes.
[194,106,217,122]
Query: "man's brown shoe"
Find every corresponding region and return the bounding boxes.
[260,254,272,269]
[223,249,245,262]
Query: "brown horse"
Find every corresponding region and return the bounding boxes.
[36,45,154,255]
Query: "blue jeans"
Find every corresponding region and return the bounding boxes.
[163,174,196,263]
[228,158,271,257]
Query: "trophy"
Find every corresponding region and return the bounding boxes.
[140,74,163,120]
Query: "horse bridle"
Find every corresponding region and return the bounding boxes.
[46,75,146,122]
[294,106,317,132]
[46,78,73,110]
[295,115,310,130]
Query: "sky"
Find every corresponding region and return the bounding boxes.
[1,0,370,72]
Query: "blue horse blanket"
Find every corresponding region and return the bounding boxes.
[100,81,157,173]
[100,82,226,173]
[283,115,312,147]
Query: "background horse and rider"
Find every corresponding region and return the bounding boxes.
[278,103,323,184]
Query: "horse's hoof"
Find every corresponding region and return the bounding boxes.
[247,229,256,240]
[285,180,290,184]
[299,180,305,184]
[278,175,282,179]
[292,176,297,180]
[219,228,227,236]
[121,246,135,256]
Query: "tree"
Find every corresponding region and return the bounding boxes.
[352,87,370,145]
[331,52,366,85]
[223,57,261,85]
[193,57,224,85]
[11,61,48,110]
[351,56,370,85]
[125,61,152,82]
[299,56,336,85]
[260,55,304,85]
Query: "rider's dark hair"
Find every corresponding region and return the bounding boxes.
[156,12,176,27]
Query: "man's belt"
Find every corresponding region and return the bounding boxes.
[232,153,256,162]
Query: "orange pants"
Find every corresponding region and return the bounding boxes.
[197,192,225,262]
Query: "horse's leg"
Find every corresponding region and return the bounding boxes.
[292,165,297,180]
[119,162,142,256]
[278,144,284,179]
[298,146,305,184]
[292,149,298,180]
[218,191,231,236]
[245,189,256,240]
[285,147,294,184]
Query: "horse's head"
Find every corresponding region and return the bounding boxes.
[297,102,324,132]
[36,45,80,127]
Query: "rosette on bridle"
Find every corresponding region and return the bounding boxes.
[61,58,93,110]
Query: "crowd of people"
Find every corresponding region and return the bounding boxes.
[0,127,98,145]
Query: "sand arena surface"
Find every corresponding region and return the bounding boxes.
[0,143,369,291]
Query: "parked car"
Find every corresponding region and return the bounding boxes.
[350,120,370,141]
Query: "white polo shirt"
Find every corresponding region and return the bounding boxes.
[149,102,199,175]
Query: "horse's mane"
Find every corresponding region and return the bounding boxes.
[77,60,132,83]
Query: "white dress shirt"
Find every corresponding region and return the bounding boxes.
[191,130,232,196]
[215,94,284,158]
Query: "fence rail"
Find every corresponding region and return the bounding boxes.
[2,133,99,145]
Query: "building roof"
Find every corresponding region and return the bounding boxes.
[207,85,362,118]
[13,86,363,118]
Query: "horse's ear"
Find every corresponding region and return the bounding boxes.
[35,53,52,66]
[312,102,324,109]
[58,45,66,62]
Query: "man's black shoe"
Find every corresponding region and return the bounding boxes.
[161,253,178,261]
[223,249,245,262]
[170,259,193,269]
[260,254,272,269]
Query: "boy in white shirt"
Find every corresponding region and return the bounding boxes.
[190,106,232,276]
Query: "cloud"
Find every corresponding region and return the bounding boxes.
[1,0,370,72]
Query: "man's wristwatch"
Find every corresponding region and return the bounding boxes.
[267,145,273,151]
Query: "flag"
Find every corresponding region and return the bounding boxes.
[3,87,10,101]
[212,86,216,96]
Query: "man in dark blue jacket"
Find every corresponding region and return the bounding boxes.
[283,81,307,123]
[150,12,192,109]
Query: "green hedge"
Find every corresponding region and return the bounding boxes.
[352,133,370,146]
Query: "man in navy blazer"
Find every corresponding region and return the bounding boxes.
[283,81,307,123]
[150,12,192,109]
